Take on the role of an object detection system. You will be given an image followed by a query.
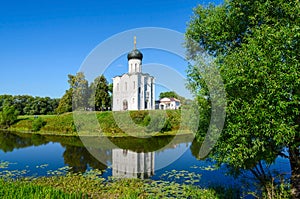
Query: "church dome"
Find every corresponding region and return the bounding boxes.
[127,49,143,60]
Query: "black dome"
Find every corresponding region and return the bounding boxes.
[127,49,143,60]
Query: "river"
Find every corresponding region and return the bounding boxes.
[0,130,291,194]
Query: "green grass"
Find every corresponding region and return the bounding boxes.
[0,165,240,199]
[7,110,193,137]
[0,178,86,199]
[0,174,239,199]
[10,113,77,136]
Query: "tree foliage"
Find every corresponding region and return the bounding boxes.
[32,117,46,132]
[68,72,89,110]
[56,89,73,114]
[0,95,58,115]
[159,91,179,99]
[186,0,300,197]
[56,73,112,113]
[89,75,110,111]
[56,72,89,113]
[0,105,19,128]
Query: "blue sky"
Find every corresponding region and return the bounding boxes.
[0,0,223,98]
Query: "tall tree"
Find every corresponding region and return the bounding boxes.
[89,75,110,111]
[68,72,89,110]
[186,0,300,197]
[56,89,73,114]
[56,72,89,113]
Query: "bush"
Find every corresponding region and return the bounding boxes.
[32,117,46,132]
[145,111,166,133]
[129,110,149,126]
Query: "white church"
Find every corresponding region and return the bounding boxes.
[112,37,155,111]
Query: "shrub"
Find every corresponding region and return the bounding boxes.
[145,111,166,133]
[129,110,149,126]
[32,117,46,132]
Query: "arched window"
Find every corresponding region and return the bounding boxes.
[125,82,127,91]
[135,63,137,72]
[123,99,128,110]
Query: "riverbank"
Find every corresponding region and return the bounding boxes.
[0,172,239,199]
[6,110,195,137]
[0,130,195,152]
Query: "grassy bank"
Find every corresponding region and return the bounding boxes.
[0,178,85,199]
[0,173,239,199]
[7,110,195,137]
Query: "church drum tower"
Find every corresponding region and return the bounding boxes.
[112,37,155,111]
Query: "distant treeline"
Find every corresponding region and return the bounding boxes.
[0,73,112,116]
[0,95,59,115]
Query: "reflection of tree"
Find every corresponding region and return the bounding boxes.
[62,145,110,173]
[108,136,174,152]
[0,131,48,152]
[190,139,203,160]
[0,131,110,174]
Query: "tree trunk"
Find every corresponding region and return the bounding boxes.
[289,146,300,199]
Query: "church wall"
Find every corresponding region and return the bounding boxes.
[113,74,140,111]
[113,74,155,111]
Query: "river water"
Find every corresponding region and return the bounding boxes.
[0,130,291,193]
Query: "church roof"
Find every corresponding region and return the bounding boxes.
[127,36,143,60]
[113,72,154,79]
[127,49,143,60]
[160,97,180,102]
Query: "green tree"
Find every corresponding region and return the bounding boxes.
[186,0,300,197]
[56,89,73,114]
[56,72,89,113]
[0,95,13,111]
[0,95,58,115]
[159,91,179,99]
[89,75,110,111]
[0,105,19,127]
[68,72,89,110]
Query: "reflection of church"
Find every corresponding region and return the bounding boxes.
[112,149,154,179]
[112,37,155,111]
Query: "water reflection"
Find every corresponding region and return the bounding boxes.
[62,145,109,173]
[0,130,191,179]
[112,149,154,179]
[0,131,110,173]
[0,132,48,152]
[0,130,292,195]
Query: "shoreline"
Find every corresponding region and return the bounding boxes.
[3,110,195,138]
[2,128,194,138]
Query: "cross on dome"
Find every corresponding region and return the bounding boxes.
[127,36,143,60]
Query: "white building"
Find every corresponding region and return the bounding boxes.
[112,149,155,179]
[159,97,181,110]
[112,37,155,111]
